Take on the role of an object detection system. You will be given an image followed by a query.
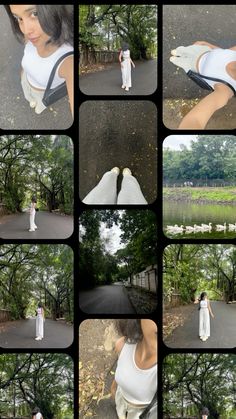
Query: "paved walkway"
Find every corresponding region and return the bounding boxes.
[79,59,157,95]
[164,301,236,348]
[79,284,136,314]
[0,8,72,130]
[0,211,73,239]
[0,318,73,348]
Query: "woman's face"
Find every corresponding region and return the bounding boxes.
[141,320,157,341]
[9,5,50,47]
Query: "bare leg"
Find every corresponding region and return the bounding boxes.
[178,84,233,129]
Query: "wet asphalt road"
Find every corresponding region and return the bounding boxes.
[163,5,236,99]
[164,301,236,349]
[0,211,73,239]
[79,59,157,96]
[0,318,73,349]
[79,101,157,204]
[79,284,136,314]
[0,7,73,130]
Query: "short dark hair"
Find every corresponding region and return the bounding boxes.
[38,302,43,308]
[32,407,40,415]
[122,42,129,51]
[4,5,74,46]
[31,196,37,203]
[115,319,143,343]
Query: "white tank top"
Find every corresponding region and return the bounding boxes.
[199,48,236,91]
[22,41,73,89]
[115,342,157,404]
[35,413,42,419]
[122,50,130,60]
[37,308,43,316]
[200,299,208,309]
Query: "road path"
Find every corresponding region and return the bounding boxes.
[0,318,73,348]
[0,7,72,129]
[164,301,236,348]
[0,211,73,239]
[79,60,157,95]
[79,284,136,314]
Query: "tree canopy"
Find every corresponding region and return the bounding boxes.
[163,353,236,419]
[79,5,157,59]
[163,244,236,305]
[0,135,73,214]
[79,210,157,289]
[163,135,236,185]
[0,244,73,322]
[0,353,73,419]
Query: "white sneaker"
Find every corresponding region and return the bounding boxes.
[30,101,37,108]
[121,85,125,89]
[125,87,129,91]
[123,168,132,176]
[35,336,40,340]
[111,167,120,175]
[29,229,35,232]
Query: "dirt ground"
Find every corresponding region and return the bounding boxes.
[163,304,196,339]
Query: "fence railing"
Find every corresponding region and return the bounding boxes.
[80,50,118,66]
[0,309,11,322]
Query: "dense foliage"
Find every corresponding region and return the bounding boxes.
[163,135,236,185]
[79,210,157,289]
[79,5,157,60]
[163,245,236,305]
[0,244,73,321]
[163,353,236,419]
[0,353,73,419]
[0,135,73,214]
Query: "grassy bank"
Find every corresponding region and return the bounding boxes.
[163,187,236,204]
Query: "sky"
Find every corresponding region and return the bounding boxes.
[163,135,198,150]
[99,222,125,255]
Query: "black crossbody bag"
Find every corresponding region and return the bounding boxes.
[139,390,157,418]
[42,51,73,107]
[187,70,236,96]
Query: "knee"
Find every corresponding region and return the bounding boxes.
[214,87,233,109]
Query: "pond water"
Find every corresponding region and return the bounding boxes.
[163,200,236,239]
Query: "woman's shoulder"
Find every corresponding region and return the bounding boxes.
[115,336,126,355]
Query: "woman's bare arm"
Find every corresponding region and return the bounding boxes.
[119,50,122,63]
[110,337,125,398]
[178,84,233,129]
[208,300,214,318]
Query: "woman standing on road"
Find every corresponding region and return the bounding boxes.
[29,195,37,232]
[194,292,214,341]
[119,42,135,92]
[4,5,74,116]
[35,302,45,341]
[111,319,157,418]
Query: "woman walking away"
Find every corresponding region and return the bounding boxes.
[119,42,135,91]
[111,319,157,419]
[29,195,37,232]
[32,407,43,419]
[35,302,45,341]
[4,5,74,117]
[195,292,214,341]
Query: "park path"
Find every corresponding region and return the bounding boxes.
[79,284,136,314]
[0,318,73,348]
[0,8,72,130]
[164,301,236,348]
[79,59,157,95]
[0,211,73,239]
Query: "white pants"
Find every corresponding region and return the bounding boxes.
[36,315,44,338]
[199,308,210,337]
[170,45,212,72]
[29,212,37,230]
[21,70,47,114]
[115,386,147,419]
[82,171,147,205]
[121,59,132,87]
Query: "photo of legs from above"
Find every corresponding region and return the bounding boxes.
[79,319,157,419]
[79,4,157,96]
[0,5,74,130]
[163,5,236,129]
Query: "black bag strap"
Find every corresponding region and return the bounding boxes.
[189,70,236,96]
[45,51,74,91]
[139,390,157,418]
